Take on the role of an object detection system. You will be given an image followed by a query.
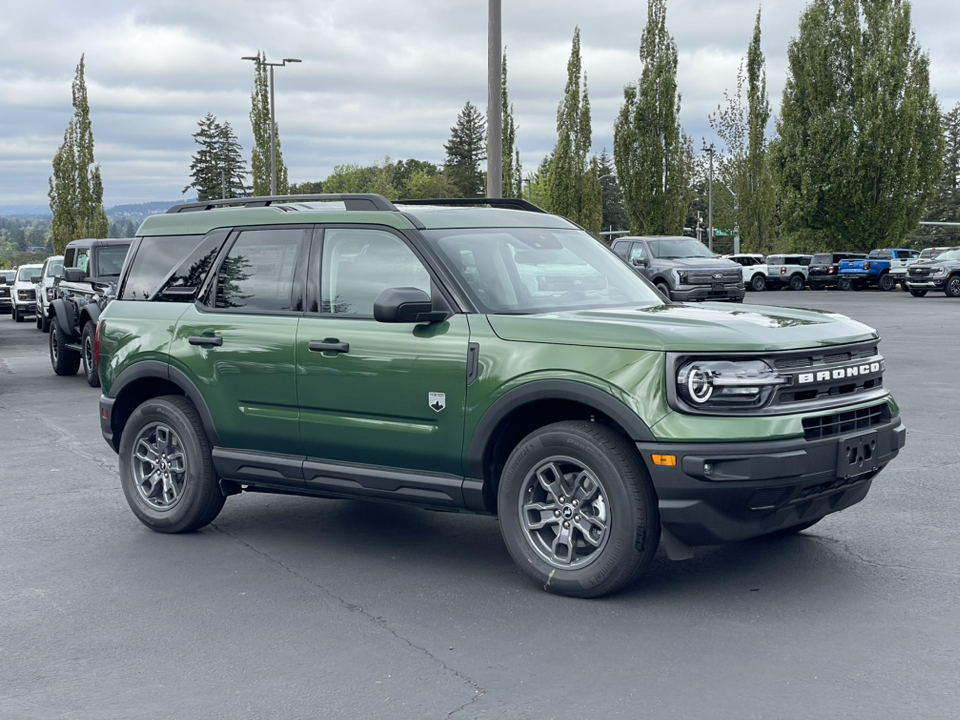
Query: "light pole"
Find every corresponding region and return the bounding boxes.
[242,54,301,196]
[703,142,715,252]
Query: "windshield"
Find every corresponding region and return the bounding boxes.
[648,237,715,259]
[935,249,960,262]
[96,245,130,277]
[423,228,662,313]
[18,267,39,281]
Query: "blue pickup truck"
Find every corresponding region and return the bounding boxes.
[838,248,919,291]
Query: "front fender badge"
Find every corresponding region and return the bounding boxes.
[429,392,446,412]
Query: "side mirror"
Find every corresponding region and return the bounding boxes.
[374,287,450,324]
[63,267,87,282]
[3,279,12,286]
[30,275,41,284]
[631,257,648,268]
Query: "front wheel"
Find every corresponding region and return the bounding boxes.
[945,275,960,298]
[764,518,822,537]
[13,307,23,322]
[788,274,805,291]
[119,395,225,533]
[497,421,660,598]
[750,274,766,292]
[878,273,896,292]
[41,312,51,333]
[909,288,928,297]
[81,321,100,387]
[654,281,671,301]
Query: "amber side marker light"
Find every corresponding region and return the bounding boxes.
[652,454,677,467]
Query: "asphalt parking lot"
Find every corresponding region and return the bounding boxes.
[1,289,958,720]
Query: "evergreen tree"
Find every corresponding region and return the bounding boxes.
[614,0,692,235]
[186,114,249,201]
[771,0,943,251]
[250,52,290,196]
[597,150,628,236]
[501,50,522,198]
[546,28,602,234]
[918,102,960,243]
[48,55,108,255]
[444,101,486,197]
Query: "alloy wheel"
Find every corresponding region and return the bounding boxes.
[132,422,188,510]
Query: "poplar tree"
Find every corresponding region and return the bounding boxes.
[547,27,602,235]
[771,0,942,250]
[250,52,289,196]
[48,55,108,255]
[614,0,692,236]
[501,50,522,198]
[918,102,960,243]
[444,101,486,197]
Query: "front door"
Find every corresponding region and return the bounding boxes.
[296,227,469,477]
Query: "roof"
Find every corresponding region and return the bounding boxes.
[138,194,576,237]
[65,237,134,249]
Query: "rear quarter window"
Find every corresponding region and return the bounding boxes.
[120,235,204,301]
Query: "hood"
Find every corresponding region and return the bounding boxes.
[654,257,739,270]
[486,302,878,353]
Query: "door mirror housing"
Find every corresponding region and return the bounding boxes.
[63,267,87,282]
[631,257,648,268]
[30,275,42,284]
[374,287,451,324]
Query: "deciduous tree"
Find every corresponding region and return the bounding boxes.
[48,55,108,254]
[501,50,522,198]
[249,52,290,196]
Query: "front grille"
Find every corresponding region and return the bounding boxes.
[774,346,875,371]
[802,403,890,440]
[685,268,741,285]
[0,288,8,298]
[909,267,932,278]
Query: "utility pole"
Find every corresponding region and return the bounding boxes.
[487,0,502,199]
[703,143,715,251]
[242,54,301,196]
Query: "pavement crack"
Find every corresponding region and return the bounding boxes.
[809,535,960,578]
[210,524,488,706]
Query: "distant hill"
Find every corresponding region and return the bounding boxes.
[0,199,196,220]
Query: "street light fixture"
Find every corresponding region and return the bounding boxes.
[242,54,302,196]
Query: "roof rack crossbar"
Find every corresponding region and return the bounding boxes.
[167,194,398,214]
[396,197,547,213]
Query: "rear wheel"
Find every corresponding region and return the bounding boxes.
[945,275,960,298]
[878,273,896,292]
[838,277,851,291]
[750,274,766,292]
[497,421,660,598]
[119,395,226,533]
[49,318,81,376]
[81,321,100,387]
[788,274,805,291]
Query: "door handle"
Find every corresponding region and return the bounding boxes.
[188,335,223,347]
[309,340,349,354]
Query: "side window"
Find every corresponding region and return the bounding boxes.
[63,249,76,268]
[628,243,648,263]
[121,236,204,301]
[321,229,431,316]
[76,250,90,274]
[215,228,304,312]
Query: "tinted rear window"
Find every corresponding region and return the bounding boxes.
[812,254,832,265]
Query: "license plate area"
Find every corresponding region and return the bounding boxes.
[711,282,724,291]
[837,430,879,479]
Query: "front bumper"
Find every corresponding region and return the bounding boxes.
[904,278,945,290]
[672,284,745,302]
[12,301,36,314]
[635,416,905,545]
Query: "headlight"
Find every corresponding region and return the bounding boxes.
[672,269,688,284]
[677,359,786,409]
[932,267,946,276]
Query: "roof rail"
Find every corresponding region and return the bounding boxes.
[167,194,398,214]
[396,197,547,213]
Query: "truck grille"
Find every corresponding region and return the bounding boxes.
[802,403,890,440]
[685,268,741,285]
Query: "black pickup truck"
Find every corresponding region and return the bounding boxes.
[48,237,132,386]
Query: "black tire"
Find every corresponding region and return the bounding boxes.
[81,321,100,388]
[909,288,928,297]
[654,281,671,301]
[764,518,821,537]
[945,275,960,298]
[119,395,226,533]
[14,307,23,322]
[900,279,910,292]
[788,274,805,291]
[838,277,851,291]
[497,420,660,598]
[878,273,896,292]
[35,314,42,329]
[49,318,81,376]
[750,274,766,292]
[41,312,51,333]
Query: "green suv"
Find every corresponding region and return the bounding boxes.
[97,195,905,597]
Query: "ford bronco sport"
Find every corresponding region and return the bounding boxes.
[97,195,905,598]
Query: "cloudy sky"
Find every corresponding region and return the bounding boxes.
[1,0,958,209]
